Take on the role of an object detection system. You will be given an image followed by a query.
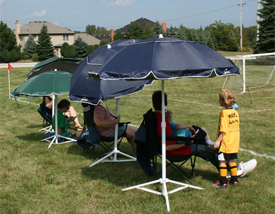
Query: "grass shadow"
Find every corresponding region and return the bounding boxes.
[16,132,45,142]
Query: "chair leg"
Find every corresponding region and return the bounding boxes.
[167,159,193,184]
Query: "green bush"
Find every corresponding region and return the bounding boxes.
[21,52,29,60]
[86,45,94,56]
[9,49,18,62]
[32,53,39,62]
[1,49,10,62]
[61,42,69,57]
[99,39,110,46]
[64,45,76,58]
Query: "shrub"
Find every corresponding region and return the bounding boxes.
[21,52,29,60]
[64,45,76,58]
[9,49,18,62]
[99,39,110,46]
[32,53,39,62]
[86,45,94,56]
[1,49,10,62]
[61,42,69,57]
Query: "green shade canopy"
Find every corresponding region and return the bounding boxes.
[11,71,72,97]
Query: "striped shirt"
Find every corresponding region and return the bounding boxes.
[94,105,116,137]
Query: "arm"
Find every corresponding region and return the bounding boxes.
[94,115,120,128]
[57,127,62,140]
[175,124,196,134]
[214,132,225,149]
[45,96,53,109]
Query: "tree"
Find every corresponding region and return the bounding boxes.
[23,34,36,58]
[142,24,154,39]
[96,26,109,35]
[0,21,17,56]
[114,30,124,40]
[35,25,54,61]
[125,22,143,39]
[99,39,110,46]
[74,36,88,58]
[245,26,257,48]
[208,21,238,51]
[152,21,164,38]
[177,25,186,40]
[255,0,275,53]
[86,24,96,35]
[166,25,177,38]
[61,42,69,57]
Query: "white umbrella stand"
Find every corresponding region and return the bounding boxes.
[122,80,203,212]
[89,98,136,167]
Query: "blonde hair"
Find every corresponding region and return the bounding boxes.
[219,89,236,107]
[165,110,173,122]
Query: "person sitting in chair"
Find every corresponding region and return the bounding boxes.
[152,90,257,177]
[44,94,83,131]
[52,99,80,140]
[93,102,138,156]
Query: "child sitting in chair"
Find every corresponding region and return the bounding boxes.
[52,99,80,140]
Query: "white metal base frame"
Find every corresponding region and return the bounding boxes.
[41,133,76,149]
[89,98,136,167]
[89,148,136,167]
[122,178,203,212]
[38,125,53,133]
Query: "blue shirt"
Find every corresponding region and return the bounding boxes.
[170,121,192,144]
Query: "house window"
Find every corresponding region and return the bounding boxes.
[63,35,68,41]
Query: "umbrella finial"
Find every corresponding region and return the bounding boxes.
[159,34,164,38]
[107,44,112,49]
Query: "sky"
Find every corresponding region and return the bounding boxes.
[0,0,260,32]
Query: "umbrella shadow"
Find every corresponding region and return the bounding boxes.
[17,132,45,142]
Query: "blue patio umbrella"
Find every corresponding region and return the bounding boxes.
[69,40,153,166]
[69,39,152,105]
[87,37,240,212]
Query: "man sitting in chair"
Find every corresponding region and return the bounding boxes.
[93,102,138,156]
[152,90,257,178]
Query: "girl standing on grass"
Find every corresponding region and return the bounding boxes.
[213,89,240,188]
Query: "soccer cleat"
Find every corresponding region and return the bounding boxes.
[213,181,227,189]
[239,159,257,177]
[229,180,238,185]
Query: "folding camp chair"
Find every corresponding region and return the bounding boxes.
[78,103,126,162]
[135,109,200,184]
[37,102,53,133]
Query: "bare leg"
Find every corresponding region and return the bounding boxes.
[64,106,83,130]
[125,125,138,155]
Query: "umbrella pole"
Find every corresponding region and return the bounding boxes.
[48,94,59,148]
[89,98,136,167]
[122,80,203,212]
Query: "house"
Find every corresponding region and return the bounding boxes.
[14,20,100,57]
[95,17,160,41]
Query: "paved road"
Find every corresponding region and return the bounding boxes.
[0,62,37,69]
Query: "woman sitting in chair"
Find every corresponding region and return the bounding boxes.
[44,94,83,131]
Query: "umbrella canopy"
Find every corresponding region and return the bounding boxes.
[12,71,72,97]
[87,37,240,212]
[89,37,240,80]
[69,39,152,105]
[26,57,81,80]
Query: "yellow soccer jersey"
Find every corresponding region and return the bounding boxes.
[216,109,240,153]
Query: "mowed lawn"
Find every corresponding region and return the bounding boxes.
[0,63,274,214]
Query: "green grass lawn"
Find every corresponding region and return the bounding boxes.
[0,66,274,214]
